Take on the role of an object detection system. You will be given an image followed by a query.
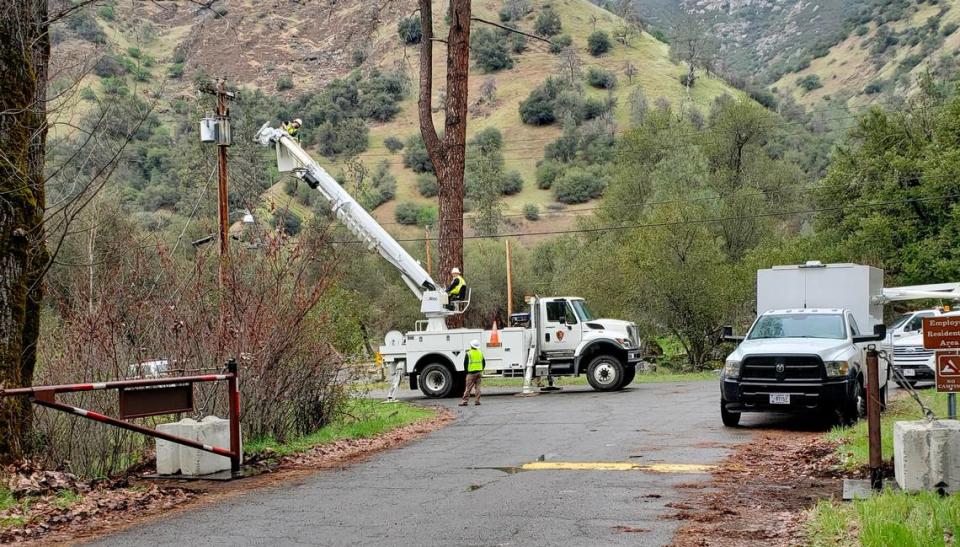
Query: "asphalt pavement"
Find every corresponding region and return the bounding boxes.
[94,381,795,547]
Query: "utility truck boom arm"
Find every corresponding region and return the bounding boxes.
[255,125,437,297]
[255,124,457,331]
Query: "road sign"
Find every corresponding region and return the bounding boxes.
[923,316,960,349]
[936,353,960,393]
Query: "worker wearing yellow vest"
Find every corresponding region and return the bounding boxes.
[446,267,466,302]
[459,339,485,406]
[283,118,303,142]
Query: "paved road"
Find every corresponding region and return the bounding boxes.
[95,381,794,547]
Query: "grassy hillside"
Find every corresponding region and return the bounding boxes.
[772,0,960,109]
[50,0,748,241]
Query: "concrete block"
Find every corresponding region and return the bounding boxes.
[156,419,197,475]
[179,416,233,476]
[894,419,960,493]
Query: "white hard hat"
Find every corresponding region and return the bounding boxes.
[293,118,303,125]
[470,339,481,349]
[451,267,461,274]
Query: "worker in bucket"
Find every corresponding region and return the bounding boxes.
[459,339,485,406]
[446,267,466,306]
[283,118,303,141]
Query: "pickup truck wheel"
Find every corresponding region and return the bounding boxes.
[419,363,454,399]
[721,400,741,427]
[586,355,624,392]
[842,377,865,425]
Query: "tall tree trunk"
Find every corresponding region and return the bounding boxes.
[0,0,49,459]
[418,0,471,328]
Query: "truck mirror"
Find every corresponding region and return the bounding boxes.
[853,324,887,343]
[558,315,566,325]
[720,325,744,343]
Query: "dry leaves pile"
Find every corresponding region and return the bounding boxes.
[669,430,843,547]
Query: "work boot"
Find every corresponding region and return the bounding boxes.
[458,401,467,406]
[474,401,481,406]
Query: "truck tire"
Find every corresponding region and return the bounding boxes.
[621,365,637,388]
[841,377,865,426]
[586,355,624,392]
[720,399,741,427]
[419,363,455,399]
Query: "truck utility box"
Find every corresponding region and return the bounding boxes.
[757,262,884,329]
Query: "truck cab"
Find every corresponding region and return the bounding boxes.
[721,308,888,426]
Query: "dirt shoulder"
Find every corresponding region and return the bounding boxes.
[669,426,844,547]
[4,407,453,545]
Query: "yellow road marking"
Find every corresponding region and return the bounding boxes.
[519,462,715,473]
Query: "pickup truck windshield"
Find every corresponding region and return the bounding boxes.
[748,314,846,340]
[571,300,595,321]
[887,314,911,330]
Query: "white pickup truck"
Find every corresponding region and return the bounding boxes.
[720,263,889,426]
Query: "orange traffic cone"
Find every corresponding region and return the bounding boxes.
[488,321,501,347]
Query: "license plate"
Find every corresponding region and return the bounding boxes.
[769,393,790,405]
[903,368,916,377]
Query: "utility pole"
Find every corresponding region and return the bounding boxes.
[199,78,236,287]
[505,239,513,317]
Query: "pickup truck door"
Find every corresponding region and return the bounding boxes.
[541,300,582,356]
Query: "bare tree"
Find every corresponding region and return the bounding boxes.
[624,61,638,83]
[417,0,472,326]
[669,14,715,98]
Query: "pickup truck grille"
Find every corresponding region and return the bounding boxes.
[741,355,824,381]
[893,346,934,366]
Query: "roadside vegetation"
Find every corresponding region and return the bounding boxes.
[808,390,956,545]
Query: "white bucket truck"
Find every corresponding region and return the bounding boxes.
[255,124,641,399]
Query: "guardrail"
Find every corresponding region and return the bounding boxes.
[0,359,242,474]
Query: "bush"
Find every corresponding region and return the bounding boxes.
[97,4,115,20]
[534,7,562,37]
[856,24,870,36]
[554,168,606,204]
[167,63,184,79]
[519,78,561,125]
[523,203,540,221]
[127,47,142,59]
[351,49,367,67]
[284,178,298,196]
[549,34,572,54]
[587,31,612,56]
[510,33,527,54]
[586,67,617,89]
[416,173,438,197]
[383,136,404,153]
[499,7,512,22]
[417,205,438,226]
[402,134,434,173]
[943,22,959,36]
[360,91,402,121]
[314,118,368,157]
[394,202,422,225]
[100,76,128,96]
[501,171,523,195]
[398,16,422,44]
[271,209,302,236]
[276,74,294,91]
[80,87,96,101]
[536,160,562,189]
[796,74,823,92]
[580,97,607,120]
[93,55,126,78]
[471,28,515,72]
[67,10,106,43]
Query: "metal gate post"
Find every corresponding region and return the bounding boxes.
[866,347,883,491]
[227,358,242,472]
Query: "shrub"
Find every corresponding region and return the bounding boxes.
[943,22,959,36]
[384,136,404,153]
[402,135,434,173]
[536,161,562,189]
[471,28,515,72]
[549,34,572,54]
[127,47,142,59]
[284,178,298,196]
[501,171,523,195]
[519,78,561,125]
[587,31,612,56]
[97,4,115,20]
[276,74,294,91]
[67,10,106,43]
[314,118,368,157]
[271,209,302,236]
[680,72,695,87]
[167,63,184,79]
[80,87,96,101]
[534,7,562,37]
[554,168,606,204]
[796,74,823,92]
[398,16,422,44]
[417,173,438,197]
[100,76,128,96]
[394,202,422,225]
[586,67,617,89]
[417,205,438,226]
[510,32,528,54]
[360,91,402,121]
[523,203,540,221]
[856,24,870,36]
[580,97,607,120]
[499,7,512,22]
[351,49,367,67]
[93,55,126,78]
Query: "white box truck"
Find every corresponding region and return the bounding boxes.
[720,262,890,426]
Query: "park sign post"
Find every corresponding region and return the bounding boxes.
[923,317,960,418]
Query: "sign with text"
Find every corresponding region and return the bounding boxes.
[936,353,960,393]
[922,316,960,350]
